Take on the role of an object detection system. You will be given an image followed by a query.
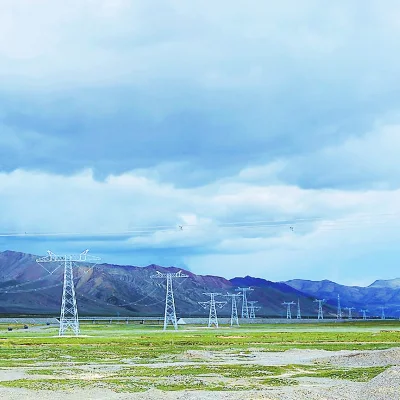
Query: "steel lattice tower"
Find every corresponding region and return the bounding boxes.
[235,287,253,319]
[224,293,241,326]
[36,250,100,336]
[199,293,226,328]
[283,301,295,319]
[296,298,301,319]
[151,270,188,330]
[380,306,386,320]
[248,301,259,319]
[337,294,342,320]
[360,309,368,320]
[344,307,355,320]
[314,299,325,320]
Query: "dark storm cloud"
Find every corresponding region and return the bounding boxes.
[1,0,400,191]
[0,81,385,188]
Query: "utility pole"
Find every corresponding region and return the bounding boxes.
[337,294,342,320]
[36,250,100,336]
[314,299,325,320]
[248,301,259,319]
[296,298,301,319]
[199,293,226,328]
[235,287,253,319]
[360,309,368,320]
[224,293,241,326]
[282,301,295,319]
[344,307,355,320]
[151,270,188,330]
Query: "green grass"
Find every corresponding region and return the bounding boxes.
[0,321,398,392]
[292,365,388,382]
[3,364,388,392]
[0,322,398,367]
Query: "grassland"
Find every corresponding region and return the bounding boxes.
[0,321,398,393]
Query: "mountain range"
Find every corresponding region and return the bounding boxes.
[0,250,399,318]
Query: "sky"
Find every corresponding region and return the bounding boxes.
[1,0,400,285]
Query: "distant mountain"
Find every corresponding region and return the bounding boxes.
[369,278,400,289]
[230,276,335,316]
[1,250,399,318]
[0,250,316,317]
[285,279,400,317]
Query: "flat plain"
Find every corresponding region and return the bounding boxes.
[0,321,399,399]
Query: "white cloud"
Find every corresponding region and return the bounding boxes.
[1,1,400,285]
[1,0,399,91]
[1,166,400,284]
[269,120,400,190]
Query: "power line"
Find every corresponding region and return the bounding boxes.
[1,212,400,238]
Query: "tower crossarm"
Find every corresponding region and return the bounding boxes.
[224,293,241,298]
[235,287,253,293]
[150,270,189,279]
[36,249,101,264]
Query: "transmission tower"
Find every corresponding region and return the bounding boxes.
[344,307,355,320]
[360,309,369,320]
[314,299,325,320]
[380,306,386,320]
[296,298,301,319]
[198,293,226,328]
[36,250,100,336]
[151,270,188,330]
[224,293,241,326]
[235,287,253,319]
[337,294,342,320]
[248,301,259,319]
[282,301,295,319]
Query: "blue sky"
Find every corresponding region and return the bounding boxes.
[1,0,400,285]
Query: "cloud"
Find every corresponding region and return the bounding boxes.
[1,1,400,185]
[265,121,400,190]
[1,1,400,284]
[1,168,400,284]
